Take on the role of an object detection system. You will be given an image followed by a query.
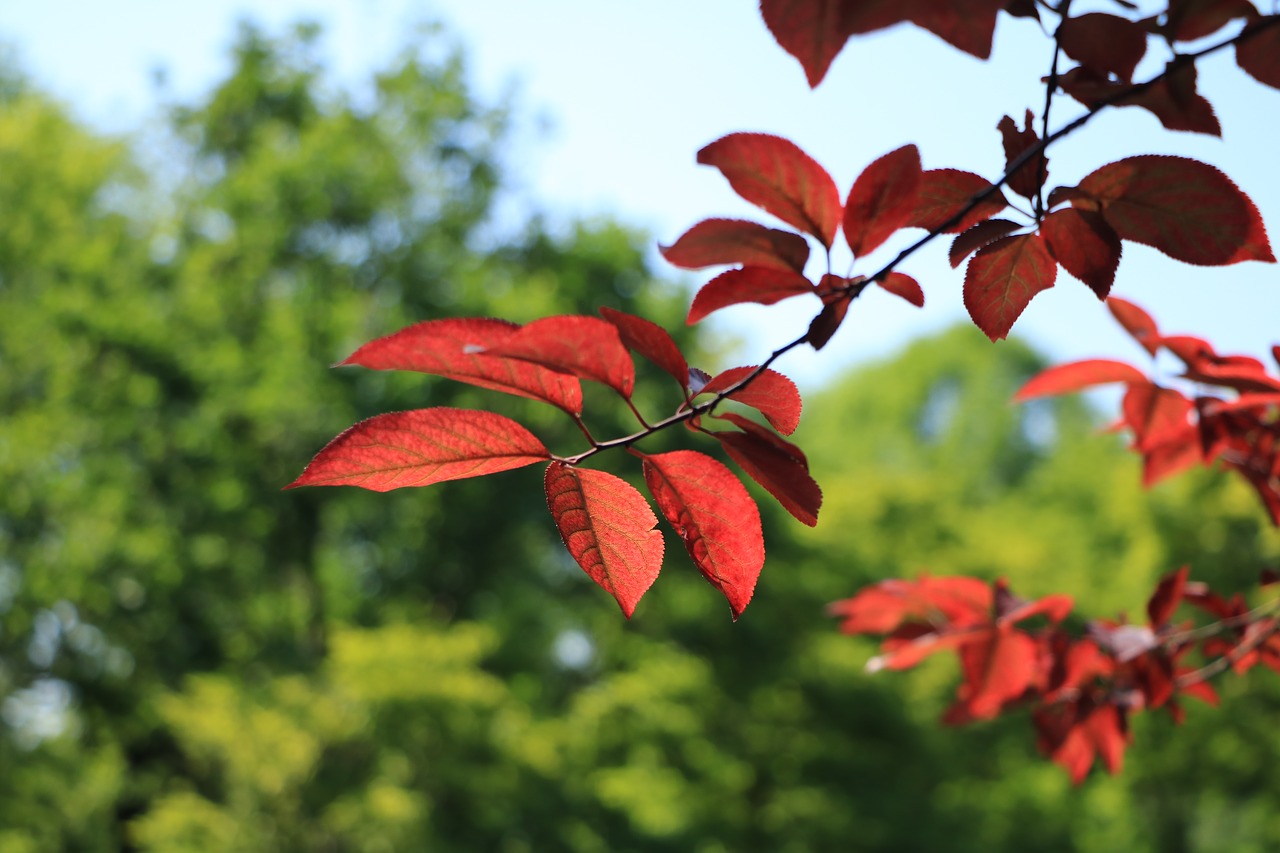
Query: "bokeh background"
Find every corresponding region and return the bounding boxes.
[1,3,1278,850]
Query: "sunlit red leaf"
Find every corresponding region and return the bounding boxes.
[829,575,994,635]
[660,217,810,273]
[487,315,636,399]
[1142,429,1205,486]
[1106,297,1162,355]
[1237,20,1280,89]
[544,461,665,619]
[963,232,1058,341]
[843,144,923,257]
[998,110,1047,199]
[908,169,1009,233]
[1122,383,1195,452]
[714,411,822,526]
[697,366,802,435]
[1058,12,1148,81]
[642,450,765,619]
[599,306,689,388]
[1041,208,1122,298]
[1014,359,1147,401]
[949,219,1023,268]
[875,272,925,307]
[1148,566,1190,628]
[342,318,583,415]
[1073,155,1275,265]
[697,133,842,246]
[687,266,817,323]
[287,408,550,492]
[954,627,1039,719]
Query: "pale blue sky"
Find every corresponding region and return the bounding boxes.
[2,1,1276,388]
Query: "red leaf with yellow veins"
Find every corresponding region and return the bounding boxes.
[964,233,1058,341]
[486,315,636,399]
[287,408,550,492]
[697,366,802,435]
[1014,359,1148,401]
[642,450,765,619]
[843,144,922,257]
[660,217,810,273]
[545,462,664,619]
[599,307,689,389]
[908,169,1008,233]
[687,266,817,324]
[1041,208,1122,298]
[1073,155,1274,265]
[698,133,842,247]
[342,318,583,415]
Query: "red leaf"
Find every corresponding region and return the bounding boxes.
[714,412,822,526]
[1142,427,1204,486]
[1058,63,1221,137]
[660,218,810,273]
[287,408,550,492]
[998,110,1047,200]
[1040,208,1122,298]
[955,627,1038,719]
[341,318,583,415]
[843,144,923,257]
[1148,566,1190,628]
[1058,12,1149,82]
[1014,359,1147,401]
[758,0,857,87]
[875,272,925,307]
[1122,383,1195,452]
[1106,297,1162,356]
[949,219,1023,268]
[904,0,1009,59]
[1237,20,1280,89]
[642,451,765,619]
[687,266,817,324]
[486,315,636,399]
[806,274,855,350]
[697,133,842,247]
[829,574,994,635]
[599,307,689,389]
[697,366,802,435]
[1073,155,1275,266]
[963,233,1058,341]
[908,169,1009,233]
[544,462,664,618]
[1162,0,1257,41]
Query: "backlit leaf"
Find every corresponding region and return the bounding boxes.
[949,219,1023,268]
[544,462,664,618]
[963,233,1058,341]
[1106,296,1162,355]
[1040,208,1122,298]
[1074,155,1274,265]
[342,318,583,415]
[1058,12,1148,81]
[1058,63,1221,137]
[287,408,550,491]
[698,133,842,247]
[955,627,1038,719]
[997,110,1047,200]
[660,217,810,273]
[687,266,817,323]
[697,366,802,435]
[1237,20,1280,89]
[642,450,765,619]
[1161,0,1256,41]
[875,272,925,307]
[1014,359,1147,401]
[758,0,858,87]
[486,315,636,399]
[599,306,689,388]
[1147,566,1190,628]
[908,169,1008,233]
[843,144,922,257]
[714,412,822,526]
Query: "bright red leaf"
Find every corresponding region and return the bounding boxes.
[1107,296,1162,355]
[829,574,994,635]
[544,461,665,619]
[599,306,689,389]
[697,366,802,435]
[875,272,925,307]
[1040,208,1122,298]
[342,318,583,415]
[697,133,842,247]
[1148,565,1190,628]
[687,266,817,324]
[953,627,1039,719]
[287,408,550,492]
[843,144,923,257]
[660,217,810,273]
[758,0,859,87]
[642,450,766,619]
[713,411,822,526]
[486,315,636,400]
[1122,383,1195,453]
[908,169,1009,233]
[963,232,1058,341]
[1071,155,1275,266]
[1014,359,1147,401]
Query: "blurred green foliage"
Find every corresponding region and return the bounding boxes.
[1,19,1277,853]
